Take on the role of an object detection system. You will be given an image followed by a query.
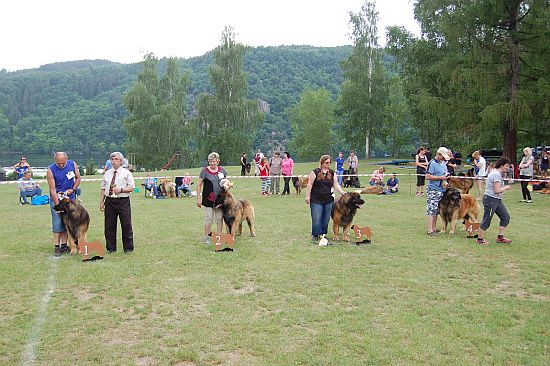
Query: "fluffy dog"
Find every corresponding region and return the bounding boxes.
[292,176,309,195]
[53,197,90,254]
[448,168,475,194]
[160,178,177,198]
[331,192,365,241]
[217,179,256,240]
[439,188,480,234]
[358,185,384,195]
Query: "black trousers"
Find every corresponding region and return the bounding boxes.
[104,197,134,252]
[519,175,532,200]
[282,176,291,195]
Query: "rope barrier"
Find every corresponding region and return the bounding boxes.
[1,172,549,185]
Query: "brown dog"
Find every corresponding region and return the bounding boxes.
[160,179,177,198]
[292,176,309,195]
[217,179,256,240]
[439,188,480,234]
[358,185,384,195]
[331,192,365,241]
[53,197,90,254]
[448,168,475,194]
[78,241,105,261]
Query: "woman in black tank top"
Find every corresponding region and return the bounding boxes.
[415,147,428,196]
[305,155,346,242]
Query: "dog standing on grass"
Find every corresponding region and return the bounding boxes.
[217,179,256,240]
[438,188,480,234]
[53,197,90,254]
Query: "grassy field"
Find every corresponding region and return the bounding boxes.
[1,162,549,365]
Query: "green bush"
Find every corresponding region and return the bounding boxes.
[85,159,97,176]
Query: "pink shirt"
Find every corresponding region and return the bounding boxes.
[370,170,385,183]
[281,158,294,176]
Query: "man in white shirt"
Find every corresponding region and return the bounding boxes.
[100,152,135,253]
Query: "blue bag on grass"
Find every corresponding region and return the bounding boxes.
[31,195,50,205]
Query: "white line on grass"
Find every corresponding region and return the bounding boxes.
[21,257,60,366]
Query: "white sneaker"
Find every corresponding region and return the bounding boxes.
[203,237,211,244]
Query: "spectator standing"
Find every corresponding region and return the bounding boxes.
[196,152,227,244]
[103,158,113,173]
[518,147,534,203]
[13,156,30,179]
[46,152,81,256]
[425,147,450,235]
[281,151,295,195]
[472,150,488,199]
[100,152,135,253]
[240,153,247,176]
[345,150,360,187]
[305,155,346,242]
[446,150,457,176]
[425,147,432,162]
[254,149,264,176]
[18,170,42,204]
[335,152,345,186]
[259,157,271,195]
[269,152,283,194]
[541,149,549,178]
[477,157,513,245]
[415,147,428,197]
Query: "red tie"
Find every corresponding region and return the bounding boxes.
[108,170,118,196]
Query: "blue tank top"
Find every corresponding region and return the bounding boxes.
[49,160,76,199]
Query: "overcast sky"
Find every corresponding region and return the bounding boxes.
[1,0,420,72]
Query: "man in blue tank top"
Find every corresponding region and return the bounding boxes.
[47,152,81,257]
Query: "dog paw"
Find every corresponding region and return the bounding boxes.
[343,236,350,242]
[332,236,339,242]
[251,233,256,237]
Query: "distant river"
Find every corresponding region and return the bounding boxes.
[0,152,105,168]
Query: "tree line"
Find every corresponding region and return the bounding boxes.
[1,0,548,168]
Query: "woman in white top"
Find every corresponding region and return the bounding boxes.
[472,150,487,199]
[518,147,534,203]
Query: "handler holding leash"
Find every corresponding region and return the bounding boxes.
[425,147,450,236]
[100,152,135,253]
[47,152,81,257]
[476,157,513,245]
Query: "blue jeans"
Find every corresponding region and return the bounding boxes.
[146,184,158,196]
[310,201,333,237]
[20,187,42,203]
[336,170,344,186]
[177,185,191,197]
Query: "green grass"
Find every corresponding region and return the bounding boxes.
[1,162,549,365]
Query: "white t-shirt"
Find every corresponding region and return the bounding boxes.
[477,156,487,177]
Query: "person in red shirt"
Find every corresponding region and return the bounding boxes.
[259,157,271,195]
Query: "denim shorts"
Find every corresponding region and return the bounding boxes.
[50,200,66,233]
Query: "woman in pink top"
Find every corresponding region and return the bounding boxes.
[369,166,386,186]
[281,151,295,195]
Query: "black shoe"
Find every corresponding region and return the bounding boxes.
[124,249,133,254]
[54,246,62,257]
[107,250,116,254]
[60,245,70,253]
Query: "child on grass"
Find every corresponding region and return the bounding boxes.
[259,157,271,195]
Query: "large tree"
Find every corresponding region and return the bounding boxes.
[194,26,263,164]
[288,87,336,160]
[388,0,550,159]
[123,54,191,169]
[339,0,388,159]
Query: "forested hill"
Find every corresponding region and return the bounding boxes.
[0,45,352,157]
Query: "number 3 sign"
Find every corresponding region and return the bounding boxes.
[351,225,373,245]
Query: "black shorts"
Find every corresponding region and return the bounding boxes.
[416,173,426,187]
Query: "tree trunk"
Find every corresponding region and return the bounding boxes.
[503,3,520,163]
[365,133,370,160]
